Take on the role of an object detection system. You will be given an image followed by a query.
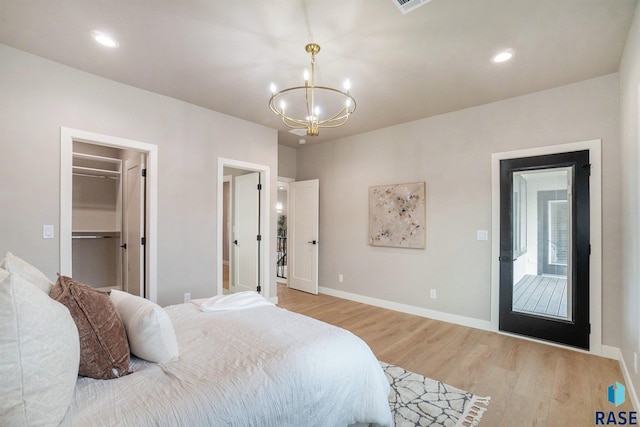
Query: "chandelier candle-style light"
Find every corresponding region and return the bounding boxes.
[269,43,356,136]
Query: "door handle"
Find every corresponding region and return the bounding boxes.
[498,256,517,262]
[307,240,318,245]
[120,243,127,250]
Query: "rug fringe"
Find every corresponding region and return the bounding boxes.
[455,395,491,427]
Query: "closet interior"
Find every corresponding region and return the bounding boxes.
[71,141,146,296]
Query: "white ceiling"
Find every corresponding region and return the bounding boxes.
[0,0,636,148]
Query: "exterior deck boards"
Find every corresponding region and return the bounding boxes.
[513,274,567,319]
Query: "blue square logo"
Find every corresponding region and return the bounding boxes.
[608,382,626,407]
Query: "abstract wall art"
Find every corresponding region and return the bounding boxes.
[368,182,426,249]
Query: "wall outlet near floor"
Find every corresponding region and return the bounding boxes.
[338,274,344,283]
[184,292,191,303]
[635,352,638,375]
[430,289,437,299]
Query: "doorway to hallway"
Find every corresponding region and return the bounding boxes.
[216,158,271,298]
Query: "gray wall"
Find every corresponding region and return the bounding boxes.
[278,144,297,179]
[0,44,278,306]
[619,2,640,400]
[296,73,621,345]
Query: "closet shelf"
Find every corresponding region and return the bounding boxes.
[72,152,122,178]
[73,165,121,178]
[72,230,121,238]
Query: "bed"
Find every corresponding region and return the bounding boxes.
[65,300,392,426]
[0,253,392,427]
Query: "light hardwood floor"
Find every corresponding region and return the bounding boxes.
[277,284,633,426]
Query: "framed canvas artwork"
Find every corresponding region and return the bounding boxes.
[368,182,426,249]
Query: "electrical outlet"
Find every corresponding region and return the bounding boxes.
[338,274,344,283]
[184,293,191,303]
[634,352,638,375]
[430,289,437,299]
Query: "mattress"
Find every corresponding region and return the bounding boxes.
[63,302,392,427]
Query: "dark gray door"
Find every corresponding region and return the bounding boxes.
[499,150,590,350]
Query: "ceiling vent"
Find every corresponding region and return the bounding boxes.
[288,128,307,136]
[392,0,433,14]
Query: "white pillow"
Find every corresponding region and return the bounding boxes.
[110,289,179,363]
[0,252,54,294]
[0,268,80,426]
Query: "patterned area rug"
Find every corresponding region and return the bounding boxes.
[381,362,491,427]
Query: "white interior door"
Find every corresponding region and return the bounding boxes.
[288,179,319,294]
[233,172,260,293]
[123,155,145,297]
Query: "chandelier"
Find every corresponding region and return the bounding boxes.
[269,43,356,136]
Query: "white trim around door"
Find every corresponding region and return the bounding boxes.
[216,158,271,301]
[490,139,602,355]
[60,127,159,303]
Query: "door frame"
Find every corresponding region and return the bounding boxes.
[490,139,602,355]
[60,127,158,302]
[216,158,271,299]
[537,189,569,277]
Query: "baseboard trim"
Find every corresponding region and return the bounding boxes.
[318,286,491,331]
[613,348,640,411]
[601,345,621,360]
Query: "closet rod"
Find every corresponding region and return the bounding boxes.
[72,235,117,239]
[72,172,119,180]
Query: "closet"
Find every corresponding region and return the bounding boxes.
[71,142,146,296]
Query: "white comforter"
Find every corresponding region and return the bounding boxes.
[63,302,392,427]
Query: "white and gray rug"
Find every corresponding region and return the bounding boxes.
[381,362,491,427]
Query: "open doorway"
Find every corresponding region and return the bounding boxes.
[276,177,294,286]
[60,127,158,302]
[217,158,271,299]
[71,142,147,296]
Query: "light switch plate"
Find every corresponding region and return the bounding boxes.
[476,230,489,241]
[43,225,54,239]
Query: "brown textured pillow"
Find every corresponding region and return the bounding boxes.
[50,275,130,379]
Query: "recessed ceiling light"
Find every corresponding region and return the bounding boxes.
[92,30,119,48]
[491,49,514,64]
